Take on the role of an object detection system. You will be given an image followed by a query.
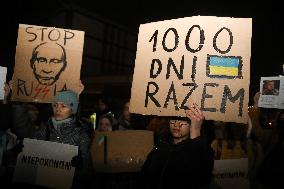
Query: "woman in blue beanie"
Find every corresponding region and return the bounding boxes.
[33,90,91,188]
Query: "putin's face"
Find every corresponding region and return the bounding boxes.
[31,43,67,86]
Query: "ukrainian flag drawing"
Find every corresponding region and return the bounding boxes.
[206,55,242,79]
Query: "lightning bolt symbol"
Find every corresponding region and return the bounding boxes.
[34,84,50,99]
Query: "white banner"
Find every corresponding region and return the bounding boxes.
[213,158,249,189]
[13,138,78,189]
[0,66,7,100]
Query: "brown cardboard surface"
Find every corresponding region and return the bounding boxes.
[130,16,252,123]
[91,130,154,173]
[11,24,85,103]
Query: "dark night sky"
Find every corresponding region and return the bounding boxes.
[1,0,284,96]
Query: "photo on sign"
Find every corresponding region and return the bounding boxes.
[258,76,284,109]
[262,80,280,96]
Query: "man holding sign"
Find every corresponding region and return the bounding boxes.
[131,16,252,189]
[141,103,214,188]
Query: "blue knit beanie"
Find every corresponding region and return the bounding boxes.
[53,90,79,114]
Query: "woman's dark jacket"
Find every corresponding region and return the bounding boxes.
[33,117,92,188]
[33,118,91,160]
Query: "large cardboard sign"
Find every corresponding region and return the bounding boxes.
[0,66,7,100]
[12,24,84,103]
[91,130,154,173]
[213,158,249,189]
[130,16,252,123]
[13,138,78,189]
[258,76,284,109]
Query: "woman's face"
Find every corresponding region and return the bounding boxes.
[52,102,72,121]
[99,117,112,131]
[169,119,191,141]
[27,105,39,122]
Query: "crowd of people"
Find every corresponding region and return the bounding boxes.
[0,81,284,189]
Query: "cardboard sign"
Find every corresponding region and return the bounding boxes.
[213,158,249,189]
[258,76,284,109]
[0,66,7,100]
[130,16,252,123]
[13,138,78,189]
[91,130,154,173]
[11,24,85,103]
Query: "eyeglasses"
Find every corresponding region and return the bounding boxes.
[169,120,190,127]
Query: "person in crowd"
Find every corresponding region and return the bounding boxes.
[3,80,49,140]
[117,100,132,130]
[247,91,282,189]
[12,102,48,140]
[257,110,284,188]
[0,83,13,132]
[98,112,115,132]
[25,103,45,131]
[116,99,149,130]
[141,103,214,189]
[146,116,170,144]
[92,96,112,129]
[33,90,92,188]
[0,83,21,184]
[211,121,248,160]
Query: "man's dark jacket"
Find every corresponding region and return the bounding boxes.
[141,133,214,189]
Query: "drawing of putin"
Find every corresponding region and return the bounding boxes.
[30,42,67,86]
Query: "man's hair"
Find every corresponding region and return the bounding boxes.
[167,116,191,124]
[264,80,274,86]
[30,42,67,69]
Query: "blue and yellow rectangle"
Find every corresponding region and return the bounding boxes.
[206,55,243,79]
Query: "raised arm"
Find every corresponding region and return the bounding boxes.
[185,103,204,139]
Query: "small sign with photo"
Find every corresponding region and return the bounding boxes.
[258,76,284,109]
